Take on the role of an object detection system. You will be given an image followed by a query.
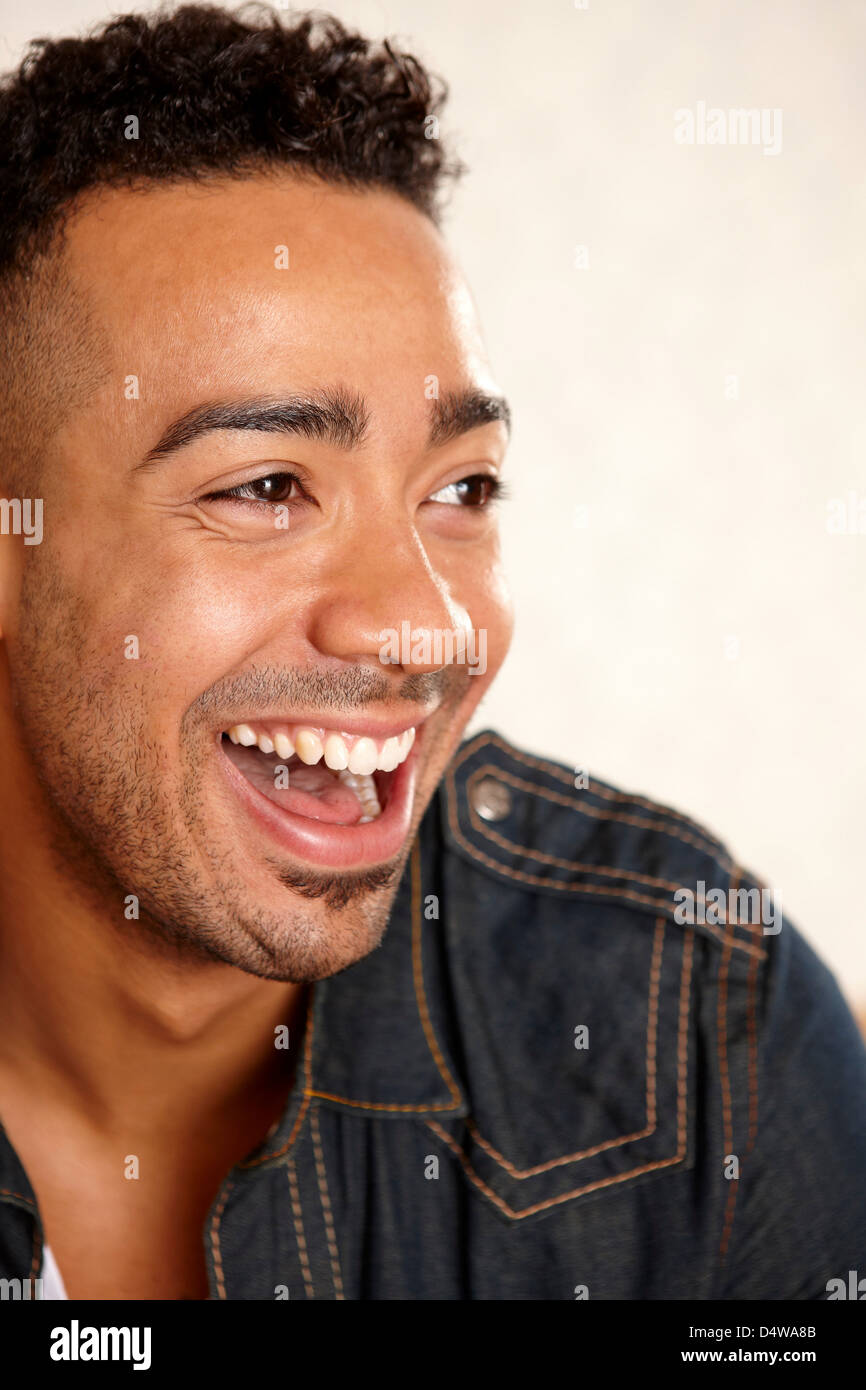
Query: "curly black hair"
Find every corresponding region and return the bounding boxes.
[0,3,464,492]
[0,2,463,273]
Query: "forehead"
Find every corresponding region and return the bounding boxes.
[61,175,490,413]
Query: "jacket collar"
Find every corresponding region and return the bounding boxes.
[279,818,469,1125]
[291,726,557,1124]
[0,1118,36,1210]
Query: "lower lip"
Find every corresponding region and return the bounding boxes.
[217,735,421,869]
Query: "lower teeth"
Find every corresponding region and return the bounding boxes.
[337,769,382,822]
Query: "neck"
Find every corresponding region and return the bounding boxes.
[0,745,306,1139]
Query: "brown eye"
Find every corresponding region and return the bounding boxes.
[457,476,495,506]
[204,471,303,506]
[428,474,504,507]
[245,473,298,503]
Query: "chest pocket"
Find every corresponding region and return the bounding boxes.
[433,882,698,1223]
[430,730,766,1223]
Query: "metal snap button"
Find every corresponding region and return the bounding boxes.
[471,777,512,822]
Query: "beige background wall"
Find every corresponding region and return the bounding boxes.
[2,1,864,1007]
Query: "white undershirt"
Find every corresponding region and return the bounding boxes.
[41,1243,69,1300]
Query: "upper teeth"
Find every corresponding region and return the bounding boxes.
[225,723,416,774]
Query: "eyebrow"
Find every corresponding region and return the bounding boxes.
[137,384,511,467]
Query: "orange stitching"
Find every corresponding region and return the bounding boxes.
[719,877,771,943]
[425,927,695,1221]
[310,1105,344,1301]
[455,732,725,852]
[673,929,694,1150]
[241,989,316,1166]
[464,917,666,1176]
[287,1159,314,1300]
[0,1187,36,1206]
[306,1090,457,1112]
[445,767,765,961]
[744,948,760,1155]
[718,940,735,1156]
[466,763,731,868]
[242,1092,312,1168]
[645,918,664,1126]
[209,1178,234,1301]
[425,1120,685,1220]
[718,871,738,1262]
[305,839,464,1113]
[456,735,767,953]
[410,842,462,1107]
[719,925,762,1282]
[467,768,693,890]
[467,765,765,949]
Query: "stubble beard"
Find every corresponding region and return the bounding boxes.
[7,559,459,982]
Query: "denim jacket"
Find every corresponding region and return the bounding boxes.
[2,729,865,1300]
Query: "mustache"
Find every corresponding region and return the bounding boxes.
[185,662,467,729]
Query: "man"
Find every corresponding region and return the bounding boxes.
[0,4,863,1302]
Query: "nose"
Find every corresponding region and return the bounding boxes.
[307,518,471,675]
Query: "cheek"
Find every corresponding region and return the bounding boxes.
[65,554,296,726]
[45,474,290,694]
[125,576,293,715]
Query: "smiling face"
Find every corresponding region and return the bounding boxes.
[0,174,513,982]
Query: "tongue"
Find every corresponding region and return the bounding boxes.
[223,740,365,825]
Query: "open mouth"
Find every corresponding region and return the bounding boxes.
[216,717,423,869]
[221,721,415,825]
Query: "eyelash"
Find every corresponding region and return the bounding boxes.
[428,475,508,507]
[202,472,307,509]
[202,471,508,510]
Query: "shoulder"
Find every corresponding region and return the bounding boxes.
[432,728,761,1216]
[432,730,866,1283]
[439,726,754,950]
